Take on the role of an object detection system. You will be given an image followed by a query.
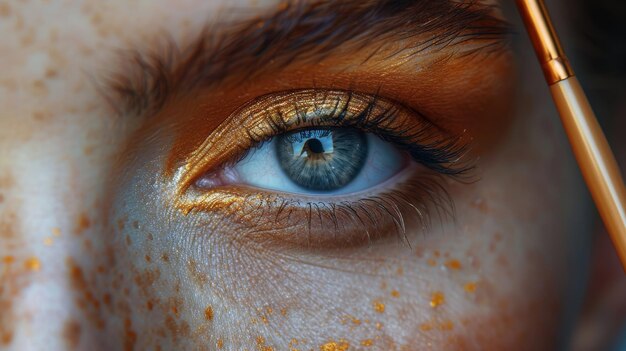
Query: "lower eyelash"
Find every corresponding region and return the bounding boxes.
[181,169,454,250]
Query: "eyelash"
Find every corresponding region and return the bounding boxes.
[176,90,473,249]
[228,91,472,177]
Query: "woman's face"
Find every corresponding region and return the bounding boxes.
[0,1,592,350]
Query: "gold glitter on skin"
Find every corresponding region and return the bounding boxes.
[373,300,385,313]
[320,340,350,351]
[430,292,445,308]
[445,259,462,270]
[390,290,400,298]
[464,282,477,293]
[204,306,213,321]
[24,257,40,271]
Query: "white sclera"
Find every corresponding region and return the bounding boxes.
[233,133,405,196]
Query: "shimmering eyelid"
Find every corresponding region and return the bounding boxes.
[175,89,472,196]
[170,89,472,248]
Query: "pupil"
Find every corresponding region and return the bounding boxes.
[276,128,368,191]
[304,139,325,154]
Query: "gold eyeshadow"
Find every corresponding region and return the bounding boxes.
[165,88,471,250]
[174,89,462,196]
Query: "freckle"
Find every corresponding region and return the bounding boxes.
[74,213,91,235]
[429,291,445,308]
[147,233,154,241]
[125,235,131,246]
[45,67,58,78]
[52,227,61,236]
[1,330,12,345]
[62,319,81,349]
[90,12,102,25]
[31,80,48,96]
[361,339,373,347]
[124,318,137,351]
[0,3,11,17]
[24,257,41,271]
[2,256,14,264]
[373,299,385,313]
[390,290,400,298]
[32,110,54,122]
[82,145,95,156]
[103,293,111,306]
[145,255,151,263]
[396,266,403,276]
[464,282,477,293]
[427,259,437,266]
[375,322,383,330]
[204,306,214,321]
[433,250,440,258]
[161,253,169,262]
[217,338,224,349]
[419,323,433,331]
[280,308,287,316]
[471,197,489,213]
[132,221,139,229]
[496,254,509,267]
[0,194,4,203]
[439,320,454,331]
[445,259,462,270]
[117,218,125,230]
[43,237,54,246]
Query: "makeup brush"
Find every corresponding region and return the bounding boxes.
[516,0,626,270]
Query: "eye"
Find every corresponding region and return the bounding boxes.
[176,89,471,248]
[232,128,406,195]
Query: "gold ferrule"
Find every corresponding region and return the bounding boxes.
[516,0,574,84]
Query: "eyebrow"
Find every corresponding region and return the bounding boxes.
[104,0,511,117]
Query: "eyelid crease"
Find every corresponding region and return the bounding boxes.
[173,89,473,199]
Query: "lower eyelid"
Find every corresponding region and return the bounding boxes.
[176,167,453,250]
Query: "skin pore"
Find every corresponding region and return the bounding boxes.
[0,0,595,350]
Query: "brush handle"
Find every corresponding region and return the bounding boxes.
[551,77,626,269]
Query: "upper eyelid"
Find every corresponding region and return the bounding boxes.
[101,0,511,120]
[172,89,472,199]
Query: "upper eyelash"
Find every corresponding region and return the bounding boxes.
[236,90,473,177]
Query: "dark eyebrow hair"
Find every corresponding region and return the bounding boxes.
[104,0,511,117]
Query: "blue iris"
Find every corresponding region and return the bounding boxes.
[276,129,368,191]
[233,127,405,196]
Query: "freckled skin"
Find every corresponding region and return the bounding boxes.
[0,1,589,350]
